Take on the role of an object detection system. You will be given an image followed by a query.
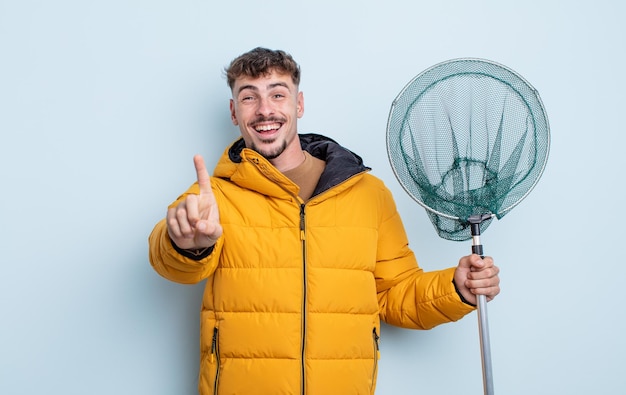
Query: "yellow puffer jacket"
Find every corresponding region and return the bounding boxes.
[149,134,475,395]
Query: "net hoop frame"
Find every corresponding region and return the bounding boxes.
[386,57,551,223]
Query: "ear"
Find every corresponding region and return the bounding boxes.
[230,99,238,125]
[296,91,304,118]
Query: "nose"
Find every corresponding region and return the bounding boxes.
[255,97,274,116]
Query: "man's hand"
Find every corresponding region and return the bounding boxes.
[166,155,223,250]
[454,254,500,306]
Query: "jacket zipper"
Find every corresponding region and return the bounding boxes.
[211,327,220,394]
[299,203,307,395]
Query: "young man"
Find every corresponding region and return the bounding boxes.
[149,47,500,395]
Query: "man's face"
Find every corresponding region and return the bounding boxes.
[230,70,304,161]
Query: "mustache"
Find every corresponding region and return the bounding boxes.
[251,116,286,125]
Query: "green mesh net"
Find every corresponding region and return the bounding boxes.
[386,58,550,241]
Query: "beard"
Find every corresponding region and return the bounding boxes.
[249,138,288,160]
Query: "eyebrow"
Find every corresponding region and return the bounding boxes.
[237,81,290,95]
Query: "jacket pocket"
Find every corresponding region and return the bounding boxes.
[200,327,221,395]
[211,327,221,394]
[371,327,380,393]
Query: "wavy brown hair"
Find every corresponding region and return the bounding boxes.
[225,47,301,90]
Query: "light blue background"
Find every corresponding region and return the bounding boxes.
[1,1,624,394]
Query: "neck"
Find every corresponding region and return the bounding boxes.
[269,137,306,173]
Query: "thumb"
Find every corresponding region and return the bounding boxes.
[196,219,223,242]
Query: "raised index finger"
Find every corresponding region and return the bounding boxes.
[193,154,212,194]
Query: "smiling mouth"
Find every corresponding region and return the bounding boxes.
[251,115,286,135]
[254,123,282,133]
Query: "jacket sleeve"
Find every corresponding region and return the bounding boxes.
[374,188,475,330]
[148,184,222,284]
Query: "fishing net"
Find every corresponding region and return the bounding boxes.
[386,58,550,395]
[386,58,550,241]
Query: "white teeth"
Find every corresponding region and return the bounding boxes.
[255,123,280,132]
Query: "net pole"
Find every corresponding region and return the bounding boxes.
[470,216,495,395]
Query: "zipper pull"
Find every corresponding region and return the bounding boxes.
[299,204,306,241]
[373,328,380,359]
[210,327,218,363]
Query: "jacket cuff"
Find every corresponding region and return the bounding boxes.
[452,278,477,307]
[170,237,215,260]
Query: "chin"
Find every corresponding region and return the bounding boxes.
[251,140,286,160]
